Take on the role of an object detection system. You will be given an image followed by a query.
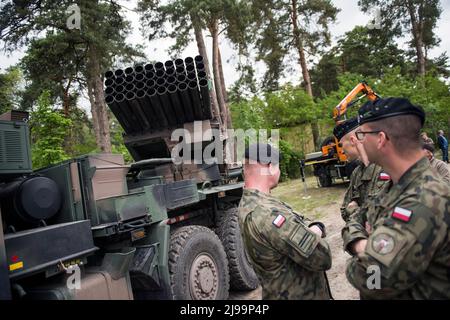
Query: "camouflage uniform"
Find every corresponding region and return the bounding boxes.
[340,161,388,222]
[341,163,391,252]
[238,189,332,300]
[429,157,450,183]
[345,157,450,299]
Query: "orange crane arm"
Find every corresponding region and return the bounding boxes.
[332,81,379,122]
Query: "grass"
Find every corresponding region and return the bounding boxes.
[271,176,348,220]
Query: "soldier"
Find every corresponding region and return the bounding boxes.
[346,97,450,299]
[237,143,332,300]
[334,118,391,256]
[334,117,390,223]
[422,143,450,183]
[421,132,434,145]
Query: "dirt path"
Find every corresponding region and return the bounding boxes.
[319,200,359,300]
[229,182,359,300]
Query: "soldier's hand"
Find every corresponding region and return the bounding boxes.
[347,201,359,211]
[350,239,368,256]
[309,225,323,237]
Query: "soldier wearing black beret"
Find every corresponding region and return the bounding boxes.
[335,117,391,259]
[346,97,450,299]
[237,143,333,299]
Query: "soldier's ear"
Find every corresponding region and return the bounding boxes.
[377,131,389,150]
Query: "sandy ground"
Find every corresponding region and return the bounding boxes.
[229,183,359,300]
[319,200,360,300]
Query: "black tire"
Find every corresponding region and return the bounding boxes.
[319,174,332,187]
[169,225,230,300]
[317,166,332,187]
[216,205,260,291]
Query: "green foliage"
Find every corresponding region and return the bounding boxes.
[358,0,442,50]
[0,67,22,114]
[230,84,321,130]
[30,91,72,169]
[358,0,444,75]
[249,0,339,89]
[264,85,317,128]
[230,96,265,130]
[315,68,450,140]
[19,32,84,111]
[374,68,450,136]
[66,107,98,157]
[278,140,302,181]
[310,25,409,98]
[110,119,133,164]
[138,0,251,55]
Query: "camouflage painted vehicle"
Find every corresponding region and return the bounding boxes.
[0,58,259,300]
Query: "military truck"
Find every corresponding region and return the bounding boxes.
[0,57,259,300]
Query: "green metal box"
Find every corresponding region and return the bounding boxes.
[0,120,32,177]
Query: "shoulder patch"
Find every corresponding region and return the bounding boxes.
[272,214,286,228]
[392,207,413,222]
[365,225,416,278]
[379,172,391,181]
[287,224,319,257]
[371,233,395,255]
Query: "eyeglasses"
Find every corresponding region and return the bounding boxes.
[355,130,382,141]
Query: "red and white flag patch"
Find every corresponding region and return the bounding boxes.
[272,214,286,228]
[379,172,391,181]
[392,207,412,222]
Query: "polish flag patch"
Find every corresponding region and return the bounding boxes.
[272,215,286,228]
[379,172,391,181]
[392,207,413,222]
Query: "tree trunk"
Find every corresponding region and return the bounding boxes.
[192,15,222,126]
[407,1,426,76]
[209,19,228,131]
[291,0,320,149]
[87,44,112,153]
[218,48,232,129]
[87,78,101,148]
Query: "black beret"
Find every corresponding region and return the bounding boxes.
[244,143,282,165]
[333,117,359,141]
[422,143,435,153]
[358,98,425,127]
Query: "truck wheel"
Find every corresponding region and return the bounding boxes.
[319,173,332,187]
[169,225,229,300]
[317,166,332,187]
[216,205,260,291]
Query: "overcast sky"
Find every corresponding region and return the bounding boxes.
[1,0,449,92]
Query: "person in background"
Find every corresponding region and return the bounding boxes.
[437,130,449,163]
[421,132,434,145]
[422,143,450,183]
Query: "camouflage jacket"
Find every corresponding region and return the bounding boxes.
[345,157,450,299]
[341,162,388,222]
[429,157,450,183]
[341,163,391,252]
[237,189,332,300]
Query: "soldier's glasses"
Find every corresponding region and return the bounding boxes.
[355,130,382,140]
